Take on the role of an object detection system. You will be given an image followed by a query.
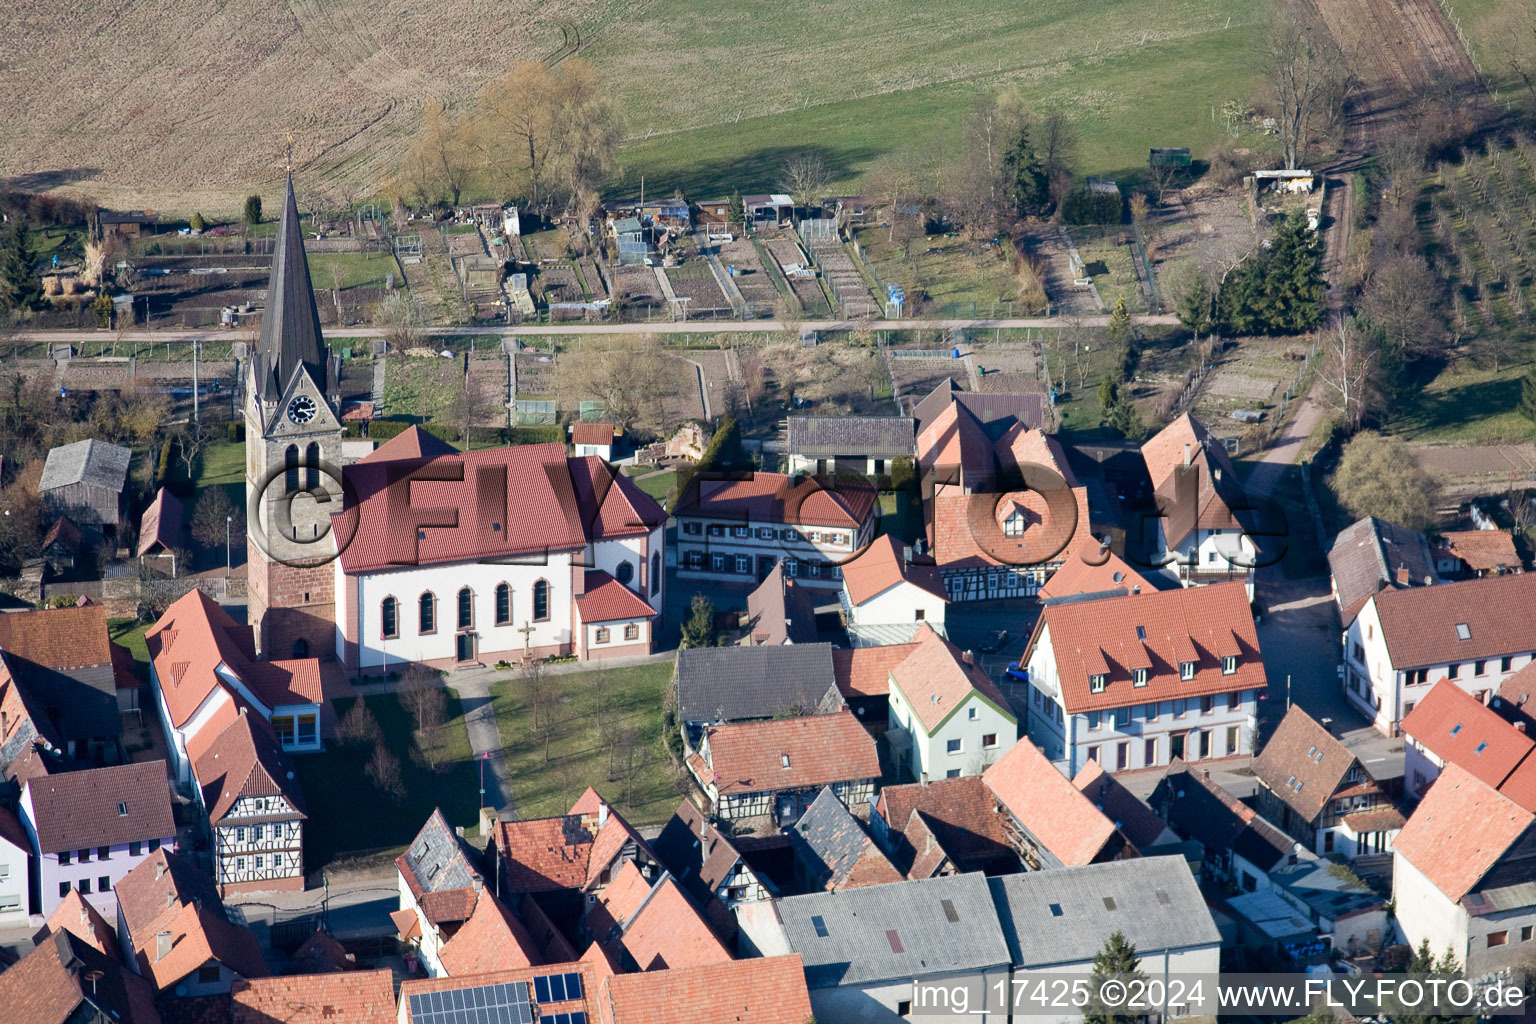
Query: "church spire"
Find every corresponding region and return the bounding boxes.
[255,175,329,402]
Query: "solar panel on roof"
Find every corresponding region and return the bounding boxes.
[410,981,532,1024]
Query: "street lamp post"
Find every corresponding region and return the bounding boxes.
[225,515,233,578]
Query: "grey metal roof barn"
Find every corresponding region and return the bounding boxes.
[676,643,841,725]
[779,872,1010,987]
[986,855,1219,969]
[39,439,131,493]
[785,416,915,458]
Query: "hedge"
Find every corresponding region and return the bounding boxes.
[362,420,564,447]
[1061,187,1124,225]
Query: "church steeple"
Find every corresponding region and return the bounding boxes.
[255,175,330,402]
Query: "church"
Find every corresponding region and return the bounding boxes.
[244,178,666,672]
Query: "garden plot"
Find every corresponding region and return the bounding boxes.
[716,238,780,310]
[968,342,1042,395]
[887,354,966,412]
[760,237,830,317]
[665,261,731,315]
[613,264,664,313]
[513,351,557,396]
[576,258,608,300]
[385,354,463,423]
[1191,339,1304,424]
[1147,190,1261,297]
[466,353,508,430]
[684,349,742,418]
[532,264,583,305]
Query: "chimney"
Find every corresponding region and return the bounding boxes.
[962,650,975,666]
[155,860,165,881]
[165,892,174,910]
[597,802,609,828]
[472,877,482,893]
[1183,443,1192,467]
[155,931,172,962]
[1397,564,1410,586]
[1516,722,1528,734]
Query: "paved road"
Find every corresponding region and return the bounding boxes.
[19,314,1182,346]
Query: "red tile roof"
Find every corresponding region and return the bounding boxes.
[598,954,812,1024]
[401,962,598,1024]
[194,711,306,824]
[916,401,995,486]
[1371,573,1536,670]
[1402,681,1534,792]
[1434,530,1522,573]
[700,711,880,794]
[231,969,396,1024]
[1251,705,1371,822]
[336,442,589,573]
[672,471,878,531]
[1038,537,1154,602]
[1027,580,1262,714]
[931,485,1088,571]
[1393,763,1534,900]
[888,623,1012,733]
[0,604,119,671]
[1342,807,1406,833]
[983,738,1119,866]
[841,534,946,604]
[137,488,183,557]
[0,931,160,1024]
[875,775,1014,873]
[590,862,731,971]
[356,425,457,464]
[38,889,119,960]
[571,422,615,446]
[1071,760,1170,851]
[832,642,918,698]
[116,850,268,991]
[494,789,655,894]
[437,888,543,976]
[575,571,657,624]
[1140,414,1247,547]
[24,760,175,853]
[568,456,666,540]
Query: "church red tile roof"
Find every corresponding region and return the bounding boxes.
[1025,580,1261,714]
[1392,763,1534,901]
[575,571,657,623]
[567,456,666,539]
[232,969,396,1024]
[356,425,457,464]
[599,954,812,1024]
[700,711,880,794]
[983,738,1119,866]
[336,442,589,573]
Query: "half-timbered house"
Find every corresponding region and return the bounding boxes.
[193,710,307,895]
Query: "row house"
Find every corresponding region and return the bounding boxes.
[1252,706,1401,858]
[1344,571,1536,736]
[1138,414,1257,595]
[19,760,176,918]
[672,471,879,589]
[0,929,160,1024]
[869,775,1019,878]
[1018,580,1262,775]
[1402,679,1536,806]
[687,710,879,826]
[674,643,842,748]
[394,808,495,977]
[788,787,902,892]
[652,798,774,941]
[1393,763,1536,978]
[585,861,732,971]
[232,969,397,1024]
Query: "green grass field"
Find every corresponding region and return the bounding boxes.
[307,251,403,291]
[488,661,678,825]
[596,0,1264,198]
[1389,362,1536,443]
[298,691,478,869]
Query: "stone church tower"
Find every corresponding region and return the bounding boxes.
[244,176,344,659]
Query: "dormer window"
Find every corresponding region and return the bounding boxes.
[1003,510,1026,537]
[1456,623,1471,641]
[1133,668,1148,687]
[1090,674,1107,693]
[1180,662,1196,681]
[1222,655,1237,675]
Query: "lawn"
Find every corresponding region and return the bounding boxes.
[598,0,1265,199]
[488,661,678,825]
[1388,361,1536,444]
[1071,224,1145,314]
[108,617,152,682]
[384,357,463,423]
[852,228,1028,318]
[626,467,677,502]
[296,690,479,870]
[306,251,402,291]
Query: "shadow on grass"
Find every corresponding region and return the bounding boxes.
[1394,375,1522,439]
[614,144,879,206]
[296,693,479,871]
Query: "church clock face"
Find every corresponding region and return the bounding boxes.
[287,395,318,424]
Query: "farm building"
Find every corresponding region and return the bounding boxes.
[696,199,731,223]
[38,439,132,539]
[570,421,617,460]
[639,200,690,229]
[136,487,184,576]
[828,196,869,225]
[783,415,914,475]
[744,194,794,226]
[95,209,158,242]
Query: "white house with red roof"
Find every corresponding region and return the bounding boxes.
[331,429,666,670]
[672,471,878,589]
[1344,572,1536,736]
[885,624,1017,781]
[1401,679,1536,805]
[1139,414,1257,593]
[838,534,947,642]
[1018,580,1263,775]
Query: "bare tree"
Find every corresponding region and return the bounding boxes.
[398,99,473,208]
[1378,133,1427,208]
[338,698,383,747]
[777,152,834,214]
[397,664,448,733]
[1359,254,1445,361]
[376,292,424,351]
[1507,477,1535,538]
[1317,318,1384,433]
[366,742,406,802]
[190,486,241,549]
[1259,2,1357,169]
[522,658,560,766]
[555,335,671,434]
[472,61,558,208]
[611,724,646,807]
